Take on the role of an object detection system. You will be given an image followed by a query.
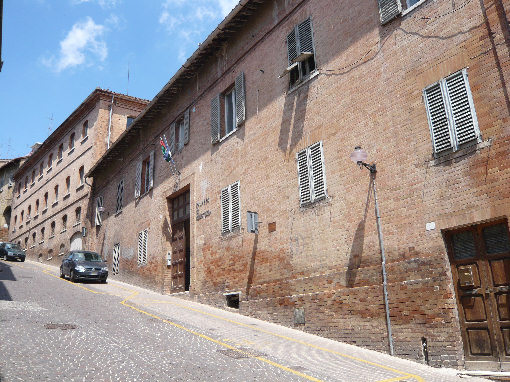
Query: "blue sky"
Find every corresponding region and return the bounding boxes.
[0,0,238,159]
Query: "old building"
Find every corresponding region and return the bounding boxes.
[0,156,27,240]
[9,88,148,263]
[87,0,510,370]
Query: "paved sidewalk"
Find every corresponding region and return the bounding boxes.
[32,260,489,382]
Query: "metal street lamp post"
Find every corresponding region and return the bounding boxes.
[350,146,394,356]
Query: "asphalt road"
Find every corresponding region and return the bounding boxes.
[0,260,490,382]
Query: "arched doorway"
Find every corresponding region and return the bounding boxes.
[70,232,82,251]
[2,206,11,229]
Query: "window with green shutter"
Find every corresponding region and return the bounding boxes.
[211,73,246,144]
[423,69,480,155]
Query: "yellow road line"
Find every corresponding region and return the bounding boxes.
[120,292,323,382]
[42,269,105,295]
[40,265,423,382]
[138,298,424,382]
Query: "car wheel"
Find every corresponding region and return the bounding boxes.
[70,270,76,283]
[20,258,25,262]
[60,267,65,279]
[101,279,107,284]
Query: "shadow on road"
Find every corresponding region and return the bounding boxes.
[0,261,16,301]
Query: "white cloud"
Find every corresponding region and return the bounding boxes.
[217,0,238,17]
[158,0,239,63]
[43,17,107,72]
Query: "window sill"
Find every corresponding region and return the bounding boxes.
[47,167,53,174]
[60,229,67,234]
[38,175,43,181]
[19,224,23,229]
[46,256,53,261]
[63,193,71,200]
[42,208,48,214]
[68,148,75,155]
[115,210,122,217]
[287,70,319,95]
[428,139,490,167]
[33,214,39,220]
[402,0,428,16]
[29,245,35,249]
[58,252,64,256]
[30,182,35,188]
[52,201,58,207]
[23,189,27,194]
[57,158,63,165]
[73,222,81,227]
[76,184,84,192]
[26,219,31,224]
[81,136,89,144]
[219,127,240,143]
[17,194,20,199]
[49,235,55,239]
[39,240,44,245]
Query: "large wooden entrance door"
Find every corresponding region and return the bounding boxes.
[169,190,190,292]
[445,220,510,370]
[171,222,186,292]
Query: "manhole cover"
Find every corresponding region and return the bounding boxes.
[44,323,77,330]
[217,347,266,359]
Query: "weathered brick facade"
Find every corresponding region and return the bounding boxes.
[87,0,510,368]
[9,89,148,264]
[0,157,25,241]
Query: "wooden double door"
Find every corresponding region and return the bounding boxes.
[169,190,190,292]
[446,220,510,370]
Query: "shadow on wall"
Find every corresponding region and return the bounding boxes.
[0,262,16,301]
[346,175,374,288]
[278,83,310,155]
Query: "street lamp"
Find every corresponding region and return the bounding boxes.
[350,146,394,356]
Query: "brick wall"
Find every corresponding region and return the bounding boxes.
[89,0,510,368]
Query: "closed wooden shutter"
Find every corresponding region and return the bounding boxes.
[297,18,314,55]
[134,160,142,198]
[169,122,176,155]
[95,196,103,226]
[142,229,148,264]
[137,231,143,264]
[183,108,190,145]
[211,94,220,144]
[287,28,298,65]
[445,70,479,146]
[235,73,246,127]
[424,83,452,153]
[221,187,230,233]
[309,141,327,201]
[230,182,241,231]
[377,0,401,25]
[148,151,154,190]
[116,180,124,213]
[297,149,311,206]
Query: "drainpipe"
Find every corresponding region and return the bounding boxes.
[107,95,114,149]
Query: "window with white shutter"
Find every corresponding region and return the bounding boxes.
[424,69,480,154]
[137,152,154,197]
[95,196,104,226]
[116,180,124,214]
[281,18,317,88]
[297,141,327,206]
[170,108,191,153]
[134,160,142,198]
[220,181,241,234]
[211,72,246,144]
[137,229,148,265]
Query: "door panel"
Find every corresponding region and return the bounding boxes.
[171,222,186,292]
[447,221,510,369]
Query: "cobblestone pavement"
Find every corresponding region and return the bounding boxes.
[0,260,490,382]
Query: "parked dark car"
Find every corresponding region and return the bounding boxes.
[60,251,108,283]
[0,242,26,262]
